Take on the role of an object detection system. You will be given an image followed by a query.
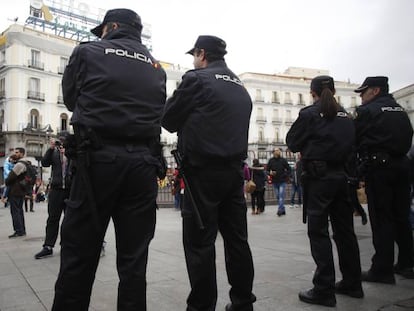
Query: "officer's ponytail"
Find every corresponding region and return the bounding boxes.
[320,88,340,119]
[310,75,340,119]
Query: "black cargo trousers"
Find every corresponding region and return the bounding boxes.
[52,143,159,311]
[304,168,361,295]
[365,156,414,275]
[182,161,256,311]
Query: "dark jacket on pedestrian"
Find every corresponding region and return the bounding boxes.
[250,163,266,191]
[5,159,29,197]
[62,27,166,141]
[41,148,70,190]
[266,157,291,183]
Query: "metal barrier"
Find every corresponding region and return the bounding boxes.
[157,152,300,208]
[156,181,297,208]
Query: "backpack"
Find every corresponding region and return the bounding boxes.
[18,161,37,194]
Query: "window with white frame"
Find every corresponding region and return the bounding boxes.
[285,92,292,104]
[30,49,42,69]
[30,109,40,128]
[272,91,279,103]
[0,78,5,98]
[60,113,68,131]
[58,57,68,74]
[258,127,264,142]
[256,89,263,101]
[286,110,292,121]
[28,77,43,100]
[0,49,5,64]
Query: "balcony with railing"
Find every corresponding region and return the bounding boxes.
[57,96,64,105]
[272,117,283,124]
[27,91,45,101]
[255,97,264,102]
[284,100,293,105]
[285,118,295,125]
[257,138,269,146]
[0,90,5,99]
[256,115,267,123]
[57,66,66,74]
[297,101,306,106]
[272,138,285,144]
[28,59,44,70]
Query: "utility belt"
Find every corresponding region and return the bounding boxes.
[302,160,344,178]
[185,153,244,168]
[360,152,390,166]
[67,125,167,179]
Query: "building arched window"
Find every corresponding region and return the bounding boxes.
[30,109,39,129]
[60,113,68,132]
[258,127,264,142]
[274,128,280,143]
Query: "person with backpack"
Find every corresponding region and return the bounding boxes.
[5,147,31,238]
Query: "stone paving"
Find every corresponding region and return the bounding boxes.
[0,201,413,310]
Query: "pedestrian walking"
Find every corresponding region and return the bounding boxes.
[5,148,30,238]
[266,148,291,216]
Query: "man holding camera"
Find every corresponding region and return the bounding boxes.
[34,134,71,259]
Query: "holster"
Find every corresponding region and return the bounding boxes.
[148,139,167,179]
[65,124,101,232]
[304,160,327,178]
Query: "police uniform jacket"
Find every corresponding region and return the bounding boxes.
[286,101,355,164]
[162,60,252,164]
[354,94,413,157]
[62,27,166,141]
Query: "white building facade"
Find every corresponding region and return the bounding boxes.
[2,20,412,178]
[393,84,414,126]
[0,24,77,169]
[239,68,361,162]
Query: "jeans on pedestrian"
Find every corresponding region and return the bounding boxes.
[272,182,286,212]
[290,183,302,205]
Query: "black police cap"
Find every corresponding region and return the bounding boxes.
[186,35,227,56]
[91,8,143,37]
[310,75,335,94]
[354,76,389,93]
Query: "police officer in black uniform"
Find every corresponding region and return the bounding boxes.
[52,9,166,311]
[354,76,414,283]
[286,76,363,307]
[162,35,256,311]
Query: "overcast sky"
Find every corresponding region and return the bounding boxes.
[1,0,413,91]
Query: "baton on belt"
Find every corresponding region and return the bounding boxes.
[300,173,308,224]
[171,150,205,230]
